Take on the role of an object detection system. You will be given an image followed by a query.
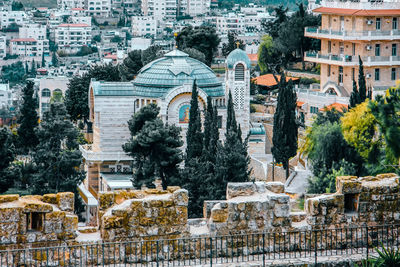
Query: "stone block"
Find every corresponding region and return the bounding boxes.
[226,182,256,199]
[0,207,22,223]
[56,192,74,212]
[273,203,290,218]
[0,194,19,204]
[99,192,115,211]
[336,176,361,194]
[23,203,53,213]
[42,194,58,204]
[172,189,188,206]
[210,203,228,223]
[265,182,285,193]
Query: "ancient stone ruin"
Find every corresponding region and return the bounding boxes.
[0,192,77,244]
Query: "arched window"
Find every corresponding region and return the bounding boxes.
[52,89,63,102]
[42,88,51,97]
[235,63,245,81]
[53,88,63,96]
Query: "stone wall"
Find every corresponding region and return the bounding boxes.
[0,192,77,244]
[305,173,400,228]
[99,187,189,241]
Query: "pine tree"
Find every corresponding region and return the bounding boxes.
[349,79,360,109]
[41,53,45,67]
[185,80,203,162]
[0,128,15,193]
[272,73,298,179]
[30,59,36,75]
[358,56,367,102]
[25,61,29,74]
[17,81,38,153]
[51,52,58,67]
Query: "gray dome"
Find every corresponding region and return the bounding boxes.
[226,48,251,69]
[132,50,224,98]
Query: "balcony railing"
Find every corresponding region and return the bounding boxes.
[79,144,132,162]
[320,0,400,9]
[306,52,400,66]
[305,27,400,40]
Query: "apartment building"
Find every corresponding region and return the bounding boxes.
[87,0,111,17]
[55,23,91,52]
[215,13,245,35]
[304,0,400,96]
[58,0,87,9]
[0,34,6,58]
[131,16,158,37]
[185,0,211,17]
[0,11,28,28]
[141,0,177,22]
[18,24,49,57]
[39,77,69,117]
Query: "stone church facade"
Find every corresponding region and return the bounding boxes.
[78,48,251,224]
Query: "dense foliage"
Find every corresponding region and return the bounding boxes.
[0,128,15,193]
[1,62,26,84]
[222,31,245,57]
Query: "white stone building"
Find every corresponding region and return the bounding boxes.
[141,0,177,22]
[39,77,69,117]
[87,0,111,17]
[0,11,28,28]
[58,0,87,9]
[215,13,246,35]
[0,34,6,58]
[184,0,211,17]
[18,24,50,57]
[0,83,12,109]
[78,49,251,217]
[131,16,158,37]
[55,23,91,52]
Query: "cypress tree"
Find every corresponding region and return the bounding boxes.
[25,61,29,74]
[185,80,203,162]
[41,53,45,67]
[349,79,360,109]
[358,56,367,102]
[30,59,36,75]
[271,73,298,179]
[52,52,58,67]
[17,81,38,153]
[226,90,237,132]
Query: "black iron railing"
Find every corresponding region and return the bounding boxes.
[0,224,399,266]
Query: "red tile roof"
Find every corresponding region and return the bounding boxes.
[104,54,117,59]
[58,23,90,27]
[71,8,85,11]
[10,38,37,42]
[297,101,305,107]
[252,74,299,87]
[319,102,348,112]
[313,7,400,16]
[247,54,258,62]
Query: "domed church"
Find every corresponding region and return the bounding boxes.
[79,48,251,223]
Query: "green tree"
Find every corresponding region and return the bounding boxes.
[111,35,123,43]
[185,81,203,161]
[183,48,207,64]
[41,53,45,67]
[176,26,221,66]
[272,74,298,178]
[0,128,15,193]
[358,56,367,102]
[262,5,288,38]
[51,52,58,67]
[141,45,163,65]
[123,104,183,190]
[30,59,36,75]
[92,34,101,43]
[349,79,361,109]
[17,81,38,153]
[65,64,121,122]
[32,102,84,199]
[11,1,24,10]
[119,50,143,80]
[258,35,282,73]
[1,61,26,84]
[222,31,245,57]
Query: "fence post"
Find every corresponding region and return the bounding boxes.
[156,240,159,267]
[102,243,105,267]
[366,226,369,261]
[314,230,317,267]
[209,237,213,267]
[262,233,265,267]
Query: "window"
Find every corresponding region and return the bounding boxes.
[352,43,356,56]
[352,68,355,80]
[392,44,397,56]
[375,44,380,56]
[26,212,44,231]
[339,66,343,83]
[376,18,381,30]
[41,88,51,97]
[392,68,396,80]
[393,17,398,30]
[310,106,319,114]
[375,68,380,81]
[328,65,331,77]
[344,194,358,213]
[328,41,331,54]
[235,63,245,81]
[217,116,222,128]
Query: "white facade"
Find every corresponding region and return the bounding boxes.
[87,0,111,17]
[0,11,28,28]
[131,37,152,50]
[58,0,87,9]
[215,13,246,35]
[0,83,12,109]
[19,24,50,56]
[0,34,6,58]
[70,16,92,26]
[185,0,211,16]
[39,77,69,116]
[55,23,92,52]
[131,16,158,37]
[141,0,177,22]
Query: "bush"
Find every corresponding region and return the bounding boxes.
[250,104,257,113]
[299,77,319,85]
[358,243,400,267]
[3,54,18,60]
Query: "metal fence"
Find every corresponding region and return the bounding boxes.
[0,224,399,266]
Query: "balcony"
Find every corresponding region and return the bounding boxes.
[79,144,132,162]
[305,52,400,66]
[320,0,400,10]
[305,27,400,41]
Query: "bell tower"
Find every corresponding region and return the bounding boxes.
[225,47,251,138]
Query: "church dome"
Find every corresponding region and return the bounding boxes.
[132,50,224,98]
[226,49,251,69]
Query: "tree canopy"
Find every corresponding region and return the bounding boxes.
[119,50,143,81]
[0,128,15,193]
[222,31,245,57]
